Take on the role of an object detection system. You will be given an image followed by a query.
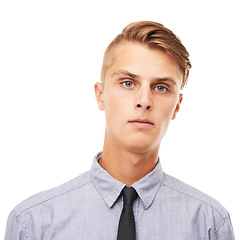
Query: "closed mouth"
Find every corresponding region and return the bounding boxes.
[128,119,154,125]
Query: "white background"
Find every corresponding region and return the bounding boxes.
[0,0,239,238]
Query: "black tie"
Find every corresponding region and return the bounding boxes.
[117,186,138,240]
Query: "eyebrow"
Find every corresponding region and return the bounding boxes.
[111,70,138,79]
[154,78,177,85]
[111,69,177,85]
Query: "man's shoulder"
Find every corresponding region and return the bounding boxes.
[13,171,91,217]
[162,173,229,219]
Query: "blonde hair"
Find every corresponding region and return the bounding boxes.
[101,21,192,89]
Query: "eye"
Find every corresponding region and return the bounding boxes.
[154,85,169,93]
[121,81,135,88]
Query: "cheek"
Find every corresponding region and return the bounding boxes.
[156,98,179,122]
[169,102,179,118]
[104,89,132,112]
[104,93,128,126]
[104,93,120,114]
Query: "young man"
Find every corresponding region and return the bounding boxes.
[5,21,235,239]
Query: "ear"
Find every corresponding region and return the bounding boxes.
[172,94,183,120]
[94,82,104,111]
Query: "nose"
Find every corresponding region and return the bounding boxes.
[135,86,153,110]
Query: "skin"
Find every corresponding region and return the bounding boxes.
[94,41,183,186]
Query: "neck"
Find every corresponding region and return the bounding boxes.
[99,135,160,186]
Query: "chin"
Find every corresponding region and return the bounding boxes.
[123,140,159,154]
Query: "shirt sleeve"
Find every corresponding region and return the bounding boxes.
[4,210,27,240]
[216,216,235,240]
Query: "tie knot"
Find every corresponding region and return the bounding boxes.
[122,186,138,206]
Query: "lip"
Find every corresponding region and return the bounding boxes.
[128,118,154,128]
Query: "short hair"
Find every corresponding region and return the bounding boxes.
[101,21,192,89]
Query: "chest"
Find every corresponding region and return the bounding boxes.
[27,198,214,240]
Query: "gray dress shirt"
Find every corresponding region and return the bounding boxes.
[5,152,235,239]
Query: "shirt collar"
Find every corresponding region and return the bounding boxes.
[90,152,164,210]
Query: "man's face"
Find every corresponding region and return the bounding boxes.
[95,42,183,154]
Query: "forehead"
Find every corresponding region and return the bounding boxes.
[105,42,183,85]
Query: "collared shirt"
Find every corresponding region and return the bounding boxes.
[5,152,235,240]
